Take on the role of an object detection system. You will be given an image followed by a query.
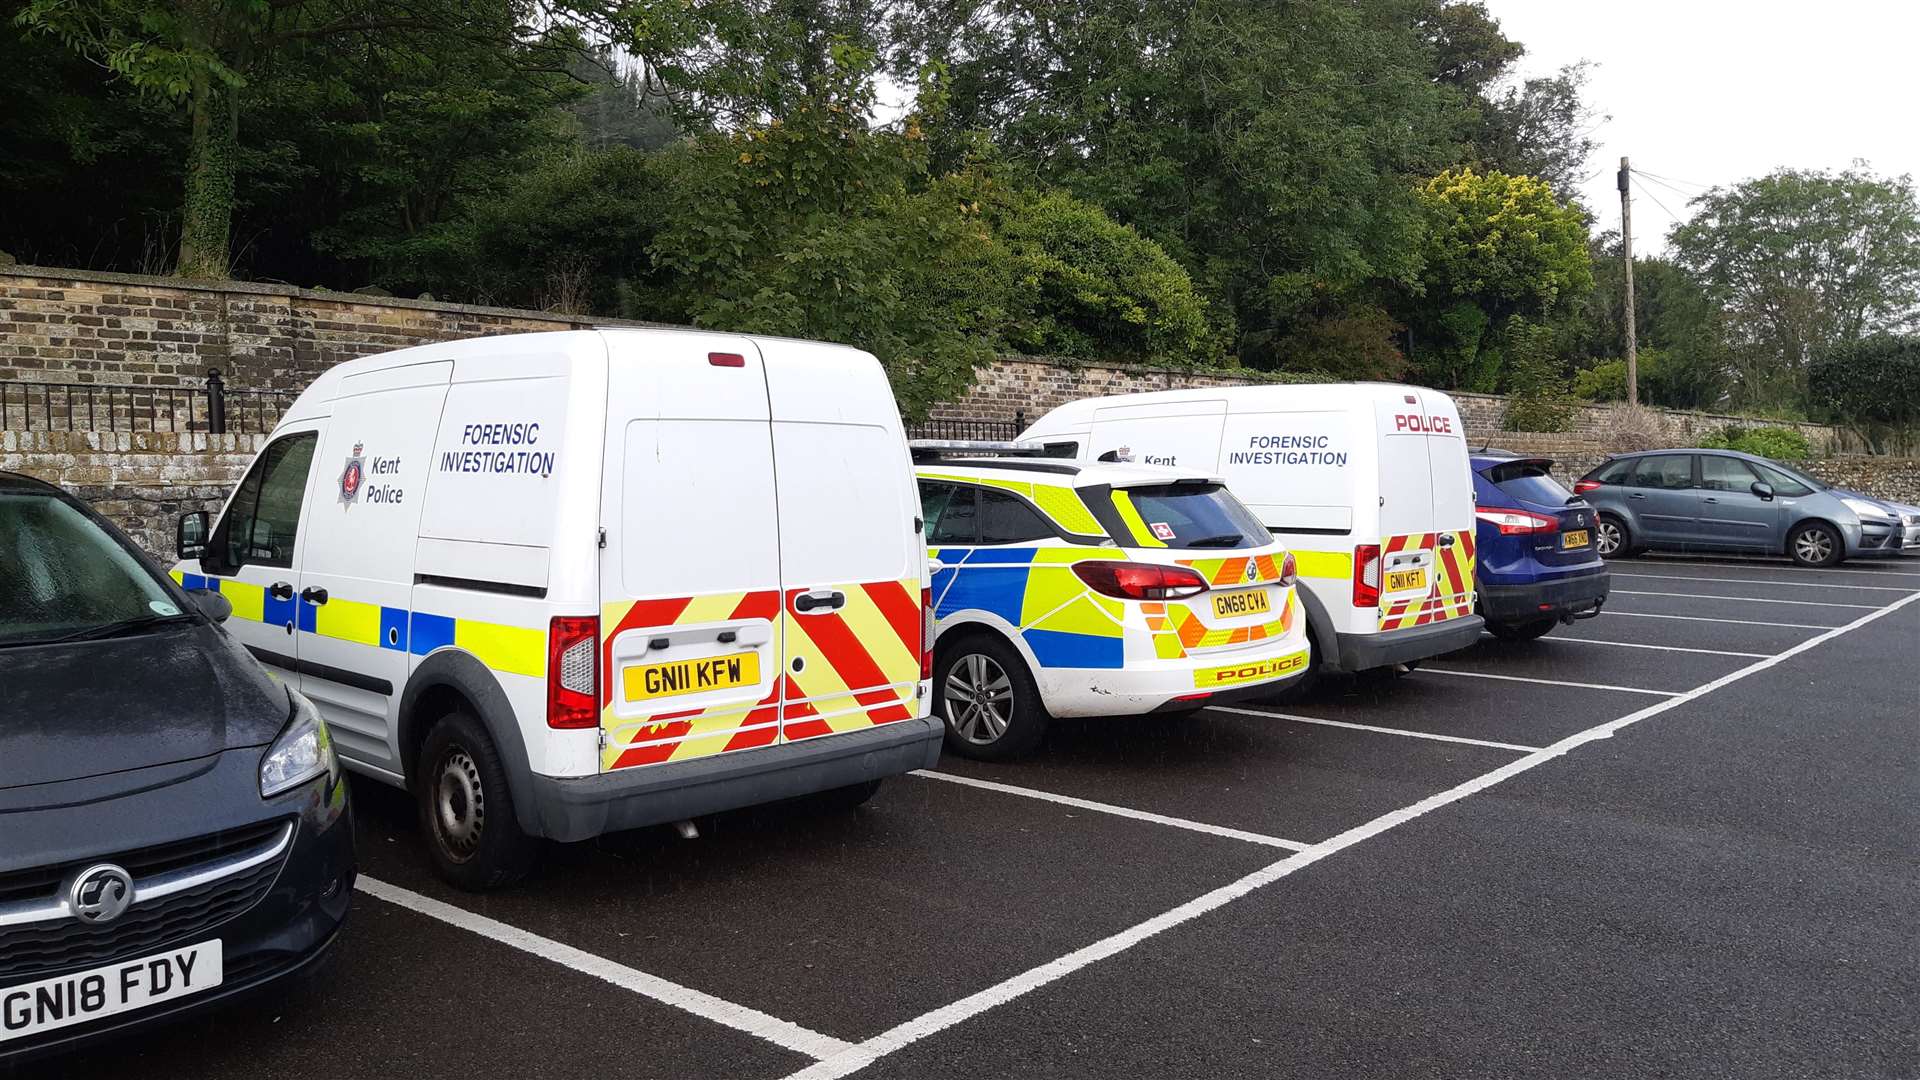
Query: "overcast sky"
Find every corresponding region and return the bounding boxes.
[1484,0,1920,251]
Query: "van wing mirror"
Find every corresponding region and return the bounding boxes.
[185,588,232,623]
[1750,481,1775,501]
[177,510,210,560]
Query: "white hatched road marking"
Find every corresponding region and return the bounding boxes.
[1207,706,1542,753]
[356,876,854,1061]
[777,590,1920,1080]
[1611,572,1920,593]
[1612,589,1879,610]
[1632,557,1920,579]
[1529,636,1771,659]
[909,770,1310,852]
[1600,610,1833,630]
[1417,666,1680,696]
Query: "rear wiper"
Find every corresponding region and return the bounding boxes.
[1186,534,1248,548]
[31,613,197,645]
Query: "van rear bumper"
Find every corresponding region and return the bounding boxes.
[527,716,942,843]
[1333,614,1484,671]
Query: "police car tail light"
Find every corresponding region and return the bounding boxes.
[1072,561,1209,601]
[1352,544,1381,608]
[1474,506,1558,535]
[920,585,934,679]
[1278,551,1298,588]
[547,615,599,729]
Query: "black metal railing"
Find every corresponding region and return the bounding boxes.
[908,411,1025,443]
[0,370,292,435]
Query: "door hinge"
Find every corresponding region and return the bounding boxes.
[597,527,607,549]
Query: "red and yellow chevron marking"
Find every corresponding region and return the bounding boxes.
[1377,531,1477,631]
[1176,553,1281,587]
[597,579,922,770]
[778,578,922,743]
[1164,591,1295,652]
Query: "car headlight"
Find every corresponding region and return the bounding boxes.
[260,689,337,798]
[1840,496,1893,522]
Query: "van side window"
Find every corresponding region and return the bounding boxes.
[1628,454,1693,491]
[927,485,979,545]
[1699,455,1760,492]
[1592,458,1635,484]
[1751,462,1813,497]
[919,482,956,541]
[214,432,317,571]
[978,490,1054,545]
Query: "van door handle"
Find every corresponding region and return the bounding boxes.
[1438,534,1455,547]
[1702,497,1720,504]
[301,587,329,605]
[1628,492,1647,500]
[794,590,846,614]
[268,581,294,601]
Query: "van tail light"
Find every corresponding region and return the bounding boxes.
[1572,479,1602,494]
[547,615,599,729]
[920,585,934,679]
[1072,561,1210,601]
[1475,506,1559,535]
[1277,551,1298,588]
[1352,544,1381,608]
[708,352,746,367]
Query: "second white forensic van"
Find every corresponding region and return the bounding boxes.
[171,329,937,889]
[1017,384,1484,685]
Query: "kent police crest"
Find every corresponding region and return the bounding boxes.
[339,442,365,506]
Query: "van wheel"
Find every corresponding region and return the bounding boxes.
[1595,514,1631,558]
[936,635,1048,760]
[1788,521,1843,567]
[417,711,539,891]
[1488,618,1557,642]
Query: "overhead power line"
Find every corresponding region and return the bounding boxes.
[1631,175,1682,223]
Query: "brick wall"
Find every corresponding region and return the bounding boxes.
[1,432,263,557]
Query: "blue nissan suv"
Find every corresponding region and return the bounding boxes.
[1471,452,1610,640]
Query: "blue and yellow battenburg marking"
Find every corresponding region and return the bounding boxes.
[172,570,545,678]
[930,546,1128,669]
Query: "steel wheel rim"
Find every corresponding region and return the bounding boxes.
[433,748,485,861]
[1596,521,1622,555]
[1795,529,1833,564]
[945,652,1014,745]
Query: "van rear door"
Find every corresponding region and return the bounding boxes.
[599,332,786,771]
[762,340,923,743]
[1372,391,1440,628]
[1417,389,1477,622]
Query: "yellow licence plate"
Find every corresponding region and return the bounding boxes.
[1562,529,1590,549]
[1385,568,1427,593]
[623,653,759,702]
[1211,588,1272,619]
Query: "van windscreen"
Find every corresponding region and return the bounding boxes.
[1122,483,1269,549]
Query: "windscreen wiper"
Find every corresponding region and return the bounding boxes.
[29,613,197,645]
[1186,534,1248,548]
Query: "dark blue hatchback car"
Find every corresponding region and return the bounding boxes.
[1471,452,1610,640]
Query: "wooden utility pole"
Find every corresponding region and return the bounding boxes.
[1619,156,1639,407]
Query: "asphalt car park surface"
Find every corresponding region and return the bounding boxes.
[24,553,1920,1080]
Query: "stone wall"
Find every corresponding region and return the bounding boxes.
[1,432,264,557]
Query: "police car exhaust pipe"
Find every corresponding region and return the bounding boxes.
[672,819,699,840]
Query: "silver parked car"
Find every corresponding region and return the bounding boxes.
[1574,449,1920,567]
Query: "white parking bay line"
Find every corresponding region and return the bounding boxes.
[909,770,1310,852]
[1417,666,1680,696]
[1602,610,1833,630]
[1611,572,1919,593]
[355,876,854,1061]
[1612,589,1880,610]
[1536,636,1772,659]
[778,590,1920,1080]
[1206,706,1542,753]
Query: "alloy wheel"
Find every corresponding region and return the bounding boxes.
[945,652,1014,746]
[1794,528,1834,565]
[1595,520,1623,556]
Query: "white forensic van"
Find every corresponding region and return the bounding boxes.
[1017,384,1483,684]
[171,329,937,889]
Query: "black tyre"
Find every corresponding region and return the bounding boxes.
[416,710,539,891]
[1594,513,1631,558]
[935,633,1048,760]
[1488,618,1557,642]
[1788,521,1843,567]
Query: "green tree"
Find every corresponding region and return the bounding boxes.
[1501,318,1576,431]
[1406,167,1593,389]
[1569,237,1730,409]
[1809,334,1920,451]
[1670,165,1920,411]
[1472,62,1602,196]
